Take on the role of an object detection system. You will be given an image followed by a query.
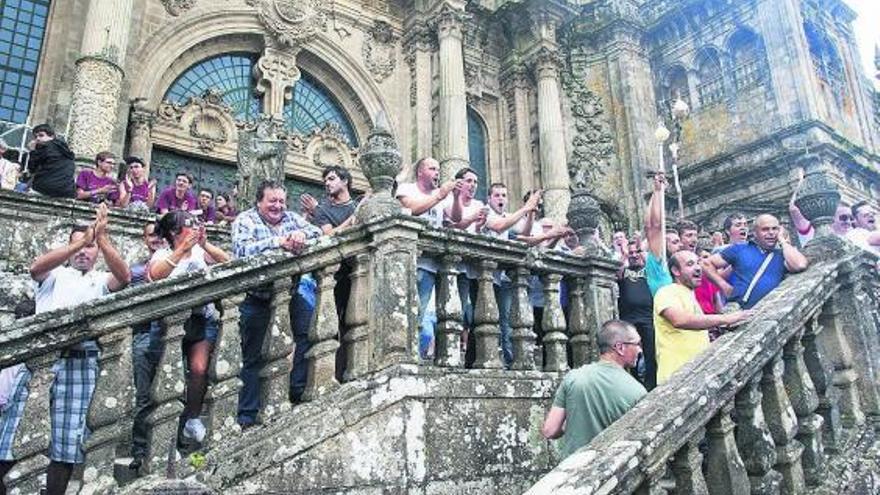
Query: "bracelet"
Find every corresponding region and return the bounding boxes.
[163,257,178,268]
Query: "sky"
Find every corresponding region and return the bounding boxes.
[848,0,879,87]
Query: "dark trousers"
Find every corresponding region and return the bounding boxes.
[631,319,657,391]
[237,285,314,425]
[130,324,163,459]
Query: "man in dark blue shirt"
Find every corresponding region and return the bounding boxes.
[706,214,809,309]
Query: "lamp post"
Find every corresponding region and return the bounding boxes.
[653,120,671,260]
[668,96,690,220]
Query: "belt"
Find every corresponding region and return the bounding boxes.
[60,349,100,359]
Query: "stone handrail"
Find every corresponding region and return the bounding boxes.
[527,236,880,494]
[0,212,619,493]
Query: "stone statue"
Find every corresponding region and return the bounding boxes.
[237,116,287,206]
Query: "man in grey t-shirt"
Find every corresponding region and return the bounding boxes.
[541,320,647,459]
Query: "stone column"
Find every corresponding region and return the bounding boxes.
[500,62,534,200]
[67,0,134,161]
[127,101,155,173]
[403,22,435,161]
[432,2,470,180]
[533,47,570,221]
[254,41,302,120]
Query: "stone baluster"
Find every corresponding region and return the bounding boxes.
[472,260,502,369]
[435,254,464,367]
[802,314,841,452]
[257,277,295,417]
[734,375,782,495]
[635,469,669,495]
[704,403,749,495]
[761,354,805,494]
[566,276,591,367]
[509,266,536,370]
[670,434,708,495]
[817,297,864,427]
[9,354,55,492]
[343,255,371,380]
[782,329,825,486]
[146,311,188,471]
[541,273,569,372]
[85,327,134,487]
[206,295,244,443]
[303,266,341,401]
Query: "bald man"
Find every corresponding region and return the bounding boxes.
[706,214,808,309]
[654,251,754,383]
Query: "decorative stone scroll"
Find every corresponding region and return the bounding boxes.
[363,21,397,83]
[246,0,329,46]
[562,69,615,191]
[157,89,238,153]
[160,0,196,16]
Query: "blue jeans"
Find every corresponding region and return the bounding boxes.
[237,278,315,425]
[130,323,163,458]
[416,269,436,358]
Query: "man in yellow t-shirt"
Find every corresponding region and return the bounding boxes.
[654,251,754,383]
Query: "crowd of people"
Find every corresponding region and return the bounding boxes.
[2,125,879,491]
[0,125,239,224]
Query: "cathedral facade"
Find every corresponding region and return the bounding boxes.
[3,0,879,232]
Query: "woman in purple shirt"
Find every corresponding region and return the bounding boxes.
[76,151,119,204]
[117,156,157,211]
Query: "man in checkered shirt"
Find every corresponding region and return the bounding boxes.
[232,180,322,427]
[0,204,130,495]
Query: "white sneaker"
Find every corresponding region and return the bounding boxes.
[183,418,206,443]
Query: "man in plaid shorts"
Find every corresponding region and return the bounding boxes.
[0,204,130,495]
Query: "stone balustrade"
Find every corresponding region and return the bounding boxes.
[0,212,618,493]
[526,235,880,495]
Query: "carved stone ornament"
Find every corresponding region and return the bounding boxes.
[363,21,397,83]
[794,160,841,236]
[255,45,302,117]
[306,122,356,170]
[567,189,611,256]
[562,70,614,191]
[160,0,197,16]
[156,89,237,153]
[356,117,402,222]
[237,116,288,205]
[246,0,329,46]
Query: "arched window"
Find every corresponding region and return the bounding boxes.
[0,0,51,123]
[803,22,845,94]
[467,108,488,200]
[729,29,767,91]
[164,54,358,145]
[283,73,358,146]
[164,53,262,121]
[661,66,691,110]
[695,50,724,107]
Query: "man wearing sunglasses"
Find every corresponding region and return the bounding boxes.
[541,320,647,459]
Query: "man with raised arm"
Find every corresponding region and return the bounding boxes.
[644,172,681,296]
[541,320,647,459]
[395,157,463,358]
[232,180,323,425]
[0,204,130,495]
[654,250,753,384]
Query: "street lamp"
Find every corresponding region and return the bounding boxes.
[667,95,690,219]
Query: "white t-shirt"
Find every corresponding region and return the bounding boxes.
[846,228,880,257]
[36,266,111,350]
[485,209,511,240]
[149,244,215,317]
[396,182,451,273]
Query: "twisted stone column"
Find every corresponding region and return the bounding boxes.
[67,0,134,160]
[433,4,470,180]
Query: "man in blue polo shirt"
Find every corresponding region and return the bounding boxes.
[706,214,808,309]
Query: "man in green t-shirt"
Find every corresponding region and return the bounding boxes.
[541,320,648,459]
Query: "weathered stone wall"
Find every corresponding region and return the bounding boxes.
[187,366,561,494]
